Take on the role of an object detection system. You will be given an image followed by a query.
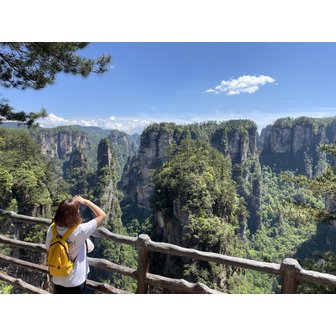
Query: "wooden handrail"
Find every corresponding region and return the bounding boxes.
[87,257,137,279]
[299,268,336,288]
[0,234,219,294]
[0,271,49,294]
[146,273,222,294]
[0,209,137,247]
[85,280,130,294]
[2,209,336,293]
[0,234,46,253]
[0,252,218,294]
[0,209,281,275]
[91,227,137,247]
[0,209,51,226]
[0,255,130,294]
[147,238,281,276]
[0,254,48,274]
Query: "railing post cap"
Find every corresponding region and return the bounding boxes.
[136,234,151,248]
[281,258,302,271]
[138,234,151,241]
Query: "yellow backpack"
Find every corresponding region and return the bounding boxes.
[47,223,79,277]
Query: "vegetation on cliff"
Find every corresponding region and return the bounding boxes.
[279,144,336,293]
[0,128,53,216]
[231,166,320,293]
[273,116,336,134]
[152,139,248,291]
[141,120,257,148]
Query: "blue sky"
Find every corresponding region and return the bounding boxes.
[3,42,336,134]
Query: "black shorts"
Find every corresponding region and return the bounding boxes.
[54,281,86,294]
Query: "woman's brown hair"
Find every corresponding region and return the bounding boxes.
[53,198,82,227]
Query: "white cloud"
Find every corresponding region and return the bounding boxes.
[37,113,76,127]
[205,75,276,95]
[46,113,67,122]
[36,113,154,134]
[37,106,336,136]
[78,119,99,127]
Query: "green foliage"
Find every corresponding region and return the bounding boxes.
[0,43,111,126]
[121,200,152,236]
[141,120,257,150]
[96,239,138,292]
[88,138,138,291]
[254,166,319,261]
[0,282,14,294]
[43,159,72,208]
[184,215,237,254]
[273,116,336,134]
[154,139,240,222]
[320,143,336,156]
[0,167,13,206]
[273,117,295,128]
[232,155,261,234]
[0,128,53,214]
[298,251,336,293]
[108,130,139,181]
[24,224,49,244]
[63,148,92,196]
[278,143,336,293]
[227,270,280,294]
[0,102,47,128]
[153,139,248,290]
[0,42,111,90]
[281,163,336,224]
[228,165,321,293]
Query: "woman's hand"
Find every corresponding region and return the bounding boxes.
[73,195,86,204]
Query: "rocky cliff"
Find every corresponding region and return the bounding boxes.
[118,120,261,251]
[107,130,139,181]
[32,127,90,160]
[95,139,117,226]
[120,120,259,212]
[210,121,258,164]
[32,126,139,182]
[259,117,336,174]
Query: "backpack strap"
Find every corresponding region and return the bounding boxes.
[51,223,58,240]
[62,225,79,241]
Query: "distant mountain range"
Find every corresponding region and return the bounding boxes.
[0,121,140,138]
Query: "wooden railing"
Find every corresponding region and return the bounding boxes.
[1,209,336,294]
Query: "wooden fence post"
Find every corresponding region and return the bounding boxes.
[136,234,151,294]
[280,258,302,294]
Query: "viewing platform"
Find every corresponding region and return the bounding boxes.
[1,209,336,294]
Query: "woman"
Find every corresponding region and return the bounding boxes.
[45,195,106,294]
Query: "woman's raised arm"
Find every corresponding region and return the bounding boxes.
[73,195,106,227]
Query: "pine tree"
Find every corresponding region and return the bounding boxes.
[0,42,111,125]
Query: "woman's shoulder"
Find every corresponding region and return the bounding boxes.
[82,218,97,225]
[77,218,98,234]
[80,218,97,229]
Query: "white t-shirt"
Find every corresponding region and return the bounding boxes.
[45,219,97,287]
